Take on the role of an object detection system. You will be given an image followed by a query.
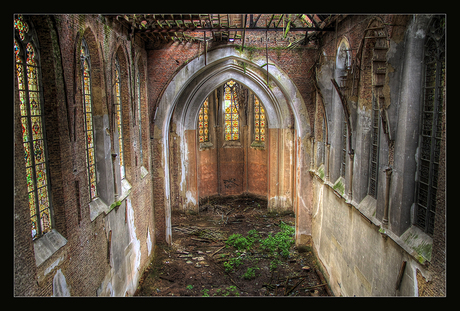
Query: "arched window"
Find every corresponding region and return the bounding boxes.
[15,15,52,239]
[114,56,125,180]
[253,95,266,142]
[136,70,143,163]
[415,16,445,236]
[198,97,209,142]
[80,38,97,200]
[335,39,351,180]
[223,80,240,141]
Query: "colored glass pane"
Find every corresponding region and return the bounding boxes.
[15,24,52,239]
[19,92,27,116]
[223,80,239,141]
[254,95,266,142]
[29,192,36,217]
[24,142,31,166]
[14,15,29,41]
[37,186,49,210]
[35,163,47,188]
[21,118,29,142]
[26,167,34,192]
[198,98,209,142]
[40,209,51,234]
[31,216,38,239]
[33,139,44,164]
[114,57,125,180]
[31,117,43,140]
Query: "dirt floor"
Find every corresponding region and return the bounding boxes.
[134,196,332,297]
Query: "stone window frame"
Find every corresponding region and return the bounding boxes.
[14,16,55,241]
[114,55,126,181]
[197,96,211,144]
[221,80,242,147]
[368,94,380,198]
[250,93,267,149]
[15,15,68,267]
[414,16,445,236]
[80,37,98,201]
[334,39,351,184]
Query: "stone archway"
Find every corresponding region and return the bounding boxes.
[151,46,314,245]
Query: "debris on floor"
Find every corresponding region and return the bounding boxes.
[134,196,331,297]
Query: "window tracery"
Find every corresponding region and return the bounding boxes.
[198,97,209,142]
[80,38,97,199]
[114,56,125,179]
[415,16,445,236]
[15,15,52,239]
[253,95,266,142]
[223,80,240,141]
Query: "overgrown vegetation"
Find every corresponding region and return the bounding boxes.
[222,221,295,274]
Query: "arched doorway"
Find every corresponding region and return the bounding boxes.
[151,46,313,245]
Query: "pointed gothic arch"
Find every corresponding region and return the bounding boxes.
[151,46,313,245]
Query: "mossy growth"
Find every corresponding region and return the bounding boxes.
[333,178,345,195]
[109,200,122,211]
[317,165,325,180]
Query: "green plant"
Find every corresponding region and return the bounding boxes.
[186,284,193,290]
[260,221,295,259]
[215,286,240,297]
[109,200,122,211]
[201,288,210,297]
[242,266,260,280]
[223,256,244,272]
[226,233,253,251]
[270,258,280,271]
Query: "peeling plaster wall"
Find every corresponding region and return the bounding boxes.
[97,197,142,296]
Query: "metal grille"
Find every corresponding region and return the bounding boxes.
[415,16,445,236]
[340,119,347,178]
[368,96,380,198]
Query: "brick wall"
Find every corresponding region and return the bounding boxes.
[14,14,153,296]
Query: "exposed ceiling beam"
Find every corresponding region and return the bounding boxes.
[136,26,333,33]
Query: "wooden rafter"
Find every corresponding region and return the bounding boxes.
[114,14,334,44]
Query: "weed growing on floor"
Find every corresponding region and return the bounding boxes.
[222,221,295,274]
[242,266,260,280]
[226,233,254,251]
[214,286,240,296]
[260,221,295,258]
[201,288,210,297]
[223,256,244,272]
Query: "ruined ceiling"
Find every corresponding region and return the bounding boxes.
[111,14,335,44]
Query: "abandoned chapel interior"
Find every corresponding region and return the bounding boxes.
[13,14,446,296]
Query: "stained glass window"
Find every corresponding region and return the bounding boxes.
[415,16,445,236]
[254,95,266,142]
[15,16,52,240]
[80,38,97,199]
[223,80,239,141]
[198,97,209,142]
[114,56,125,179]
[136,70,143,164]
